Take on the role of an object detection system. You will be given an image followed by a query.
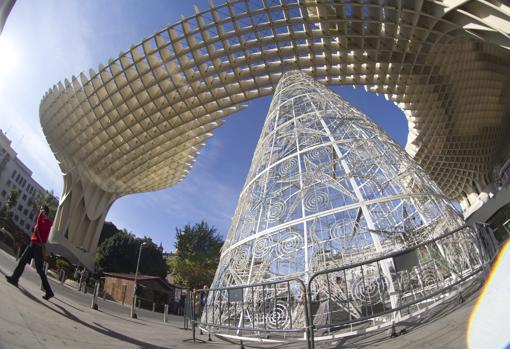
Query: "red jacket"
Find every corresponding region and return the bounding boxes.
[31,211,53,244]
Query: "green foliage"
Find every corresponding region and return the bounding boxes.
[95,230,167,277]
[0,189,29,248]
[56,258,73,277]
[98,221,119,245]
[32,190,58,220]
[138,236,168,277]
[5,188,20,216]
[167,221,223,289]
[40,192,58,220]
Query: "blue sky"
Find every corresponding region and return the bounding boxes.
[0,1,407,252]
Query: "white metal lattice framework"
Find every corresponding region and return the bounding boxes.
[40,0,510,268]
[202,70,484,340]
[214,69,466,281]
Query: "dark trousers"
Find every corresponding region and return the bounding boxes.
[11,243,53,295]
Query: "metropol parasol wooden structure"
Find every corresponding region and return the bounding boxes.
[39,0,510,270]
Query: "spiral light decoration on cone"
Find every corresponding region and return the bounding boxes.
[202,70,485,342]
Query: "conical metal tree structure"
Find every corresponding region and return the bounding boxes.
[204,70,483,338]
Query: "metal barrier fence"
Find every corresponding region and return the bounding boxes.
[307,224,490,344]
[194,278,312,347]
[183,292,193,330]
[191,224,497,348]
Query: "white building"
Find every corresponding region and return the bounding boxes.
[0,129,57,236]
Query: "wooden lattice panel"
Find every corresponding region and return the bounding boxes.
[40,0,510,204]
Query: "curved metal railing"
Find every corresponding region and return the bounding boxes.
[191,223,496,348]
[307,224,493,342]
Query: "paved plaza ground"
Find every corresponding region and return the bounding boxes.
[0,249,478,349]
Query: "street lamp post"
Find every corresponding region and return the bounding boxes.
[131,242,147,319]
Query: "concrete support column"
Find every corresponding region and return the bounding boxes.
[48,171,118,270]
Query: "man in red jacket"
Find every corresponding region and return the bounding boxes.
[5,205,55,300]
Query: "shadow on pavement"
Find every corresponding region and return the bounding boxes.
[17,287,174,349]
[96,309,150,326]
[53,297,85,312]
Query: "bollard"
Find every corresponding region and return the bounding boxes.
[59,270,66,284]
[131,295,138,319]
[192,294,196,342]
[121,285,126,305]
[163,304,168,323]
[91,282,99,310]
[152,302,156,312]
[183,299,188,329]
[40,263,49,291]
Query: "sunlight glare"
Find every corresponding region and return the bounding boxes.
[0,36,18,76]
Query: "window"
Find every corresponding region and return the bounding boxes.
[25,224,30,230]
[14,215,18,221]
[23,208,28,215]
[20,219,24,226]
[17,204,22,211]
[11,170,17,178]
[1,190,5,197]
[22,194,27,201]
[6,179,11,186]
[16,174,20,183]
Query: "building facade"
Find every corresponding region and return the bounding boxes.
[102,272,183,313]
[0,129,57,236]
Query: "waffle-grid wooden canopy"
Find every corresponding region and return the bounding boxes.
[39,0,510,269]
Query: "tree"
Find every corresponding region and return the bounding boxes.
[0,188,28,254]
[28,190,57,220]
[167,221,223,289]
[138,236,168,277]
[40,191,58,220]
[98,221,119,245]
[5,188,20,217]
[95,230,167,277]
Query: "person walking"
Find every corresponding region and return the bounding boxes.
[79,268,88,292]
[200,285,209,307]
[5,205,55,300]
